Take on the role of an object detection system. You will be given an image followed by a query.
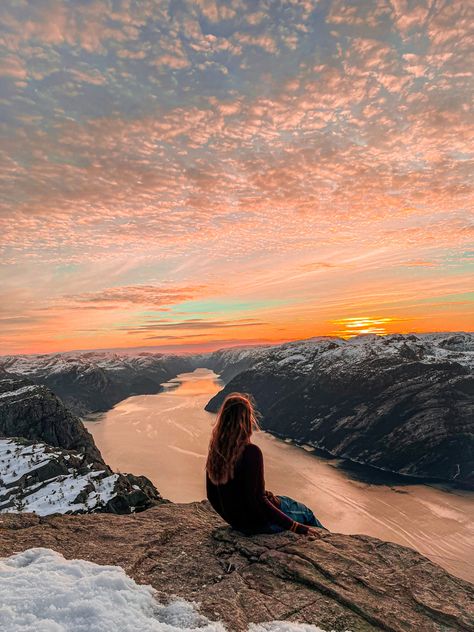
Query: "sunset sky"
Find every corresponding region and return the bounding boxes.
[1,0,473,355]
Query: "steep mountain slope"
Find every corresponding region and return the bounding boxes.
[192,344,271,382]
[1,502,472,631]
[205,333,474,487]
[0,352,194,415]
[0,371,161,514]
[0,369,104,463]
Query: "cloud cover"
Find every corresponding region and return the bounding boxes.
[0,0,472,353]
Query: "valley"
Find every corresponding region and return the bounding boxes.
[84,368,474,582]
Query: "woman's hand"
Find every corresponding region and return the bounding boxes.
[306,527,325,537]
[264,490,281,507]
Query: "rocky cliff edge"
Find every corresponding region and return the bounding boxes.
[1,501,472,632]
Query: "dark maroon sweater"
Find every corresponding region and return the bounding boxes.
[206,443,309,535]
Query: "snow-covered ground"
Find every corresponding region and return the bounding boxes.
[0,439,120,515]
[0,548,334,632]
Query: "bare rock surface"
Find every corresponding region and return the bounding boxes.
[0,501,472,631]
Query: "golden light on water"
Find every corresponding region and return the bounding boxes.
[331,317,394,338]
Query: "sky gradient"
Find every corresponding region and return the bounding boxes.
[1,0,473,355]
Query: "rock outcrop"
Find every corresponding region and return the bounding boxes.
[0,371,162,514]
[0,438,162,515]
[206,334,474,488]
[0,501,472,631]
[0,369,104,465]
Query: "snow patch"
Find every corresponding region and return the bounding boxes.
[0,384,39,399]
[0,440,51,485]
[277,354,308,366]
[0,548,335,632]
[0,439,120,516]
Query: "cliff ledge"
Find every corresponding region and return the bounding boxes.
[1,501,472,632]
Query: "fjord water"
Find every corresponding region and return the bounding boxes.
[84,368,474,582]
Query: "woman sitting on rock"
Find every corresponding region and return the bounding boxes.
[206,392,325,535]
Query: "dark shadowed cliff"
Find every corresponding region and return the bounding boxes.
[0,371,161,514]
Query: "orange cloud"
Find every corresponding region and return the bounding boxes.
[0,0,472,354]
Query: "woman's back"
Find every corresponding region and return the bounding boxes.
[206,442,308,534]
[205,392,312,535]
[206,443,262,530]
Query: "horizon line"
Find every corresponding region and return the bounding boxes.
[1,330,471,359]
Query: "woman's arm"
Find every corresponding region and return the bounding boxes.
[243,444,308,535]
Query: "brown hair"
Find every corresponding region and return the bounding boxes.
[206,392,260,485]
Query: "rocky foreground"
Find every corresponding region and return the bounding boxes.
[1,502,472,632]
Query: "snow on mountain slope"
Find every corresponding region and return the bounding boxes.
[0,439,122,515]
[244,332,474,375]
[0,435,162,516]
[195,332,474,385]
[0,350,193,377]
[193,344,273,381]
[1,331,472,418]
[0,370,105,462]
[2,332,472,383]
[0,371,162,515]
[0,352,194,416]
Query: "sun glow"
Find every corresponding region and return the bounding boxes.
[331,317,395,338]
[0,0,473,355]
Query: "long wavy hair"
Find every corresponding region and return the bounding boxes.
[206,392,260,485]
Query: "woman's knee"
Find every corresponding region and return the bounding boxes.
[308,513,326,529]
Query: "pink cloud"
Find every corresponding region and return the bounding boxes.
[0,0,472,353]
